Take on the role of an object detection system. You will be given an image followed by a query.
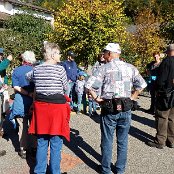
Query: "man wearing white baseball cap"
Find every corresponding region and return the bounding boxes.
[86,43,147,174]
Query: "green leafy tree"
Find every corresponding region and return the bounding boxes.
[50,0,130,65]
[0,12,52,72]
[128,8,165,72]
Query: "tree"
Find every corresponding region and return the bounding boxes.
[50,0,130,65]
[128,8,165,71]
[0,12,52,70]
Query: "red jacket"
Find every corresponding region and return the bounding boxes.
[29,96,71,141]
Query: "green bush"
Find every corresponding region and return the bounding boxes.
[0,12,52,68]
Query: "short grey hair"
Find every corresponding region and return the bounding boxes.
[22,51,36,64]
[43,42,61,61]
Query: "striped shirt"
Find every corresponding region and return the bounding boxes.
[26,64,68,95]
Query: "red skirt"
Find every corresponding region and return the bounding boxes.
[29,101,71,141]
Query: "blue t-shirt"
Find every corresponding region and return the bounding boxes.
[62,60,78,82]
[12,65,35,92]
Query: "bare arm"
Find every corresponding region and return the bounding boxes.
[88,89,104,103]
[131,89,143,100]
[13,86,33,98]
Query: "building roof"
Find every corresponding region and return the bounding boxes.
[1,0,52,14]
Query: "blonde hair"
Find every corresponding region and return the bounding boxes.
[22,51,36,64]
[43,42,61,61]
[78,75,85,81]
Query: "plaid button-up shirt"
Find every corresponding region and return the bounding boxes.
[85,58,147,99]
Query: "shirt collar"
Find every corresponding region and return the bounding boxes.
[111,58,120,62]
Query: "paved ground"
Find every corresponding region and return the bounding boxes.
[0,95,174,174]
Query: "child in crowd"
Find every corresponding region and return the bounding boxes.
[75,71,86,114]
[88,92,98,117]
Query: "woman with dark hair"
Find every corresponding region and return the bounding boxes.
[26,42,70,174]
[146,52,161,114]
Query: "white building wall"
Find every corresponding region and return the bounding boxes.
[0,1,54,25]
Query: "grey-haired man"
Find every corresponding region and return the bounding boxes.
[86,43,146,174]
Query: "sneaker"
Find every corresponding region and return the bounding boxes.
[76,111,82,115]
[146,141,164,149]
[18,150,26,159]
[96,106,100,110]
[0,150,6,157]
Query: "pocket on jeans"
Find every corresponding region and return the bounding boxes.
[120,110,131,122]
[103,114,116,126]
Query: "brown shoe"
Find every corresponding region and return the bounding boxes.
[0,130,4,137]
[0,150,6,157]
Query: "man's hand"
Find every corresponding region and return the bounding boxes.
[131,89,143,100]
[3,84,8,90]
[95,97,104,103]
[7,55,13,61]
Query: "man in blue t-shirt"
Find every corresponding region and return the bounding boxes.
[62,51,78,110]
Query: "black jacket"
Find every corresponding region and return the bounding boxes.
[156,56,174,92]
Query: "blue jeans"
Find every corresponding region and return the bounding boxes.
[34,135,63,174]
[77,93,87,113]
[77,94,83,112]
[88,99,97,114]
[100,110,131,174]
[66,82,75,109]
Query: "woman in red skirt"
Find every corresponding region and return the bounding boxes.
[26,42,70,174]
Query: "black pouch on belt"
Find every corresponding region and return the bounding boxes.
[113,98,133,112]
[102,99,114,113]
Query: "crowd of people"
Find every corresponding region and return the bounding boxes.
[0,41,174,174]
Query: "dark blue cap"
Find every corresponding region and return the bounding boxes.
[67,50,77,58]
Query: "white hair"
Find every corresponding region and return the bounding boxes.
[43,42,61,61]
[22,51,36,64]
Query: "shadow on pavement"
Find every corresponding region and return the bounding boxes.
[89,113,154,143]
[26,154,35,174]
[64,128,101,172]
[129,126,154,142]
[89,115,100,124]
[2,117,20,152]
[132,114,155,129]
[3,117,36,174]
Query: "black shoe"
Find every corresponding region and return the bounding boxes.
[18,150,26,159]
[0,150,6,157]
[146,109,155,114]
[146,141,164,149]
[88,113,92,117]
[93,111,99,116]
[168,144,174,148]
[166,142,174,148]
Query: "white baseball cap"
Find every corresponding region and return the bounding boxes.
[103,43,121,54]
